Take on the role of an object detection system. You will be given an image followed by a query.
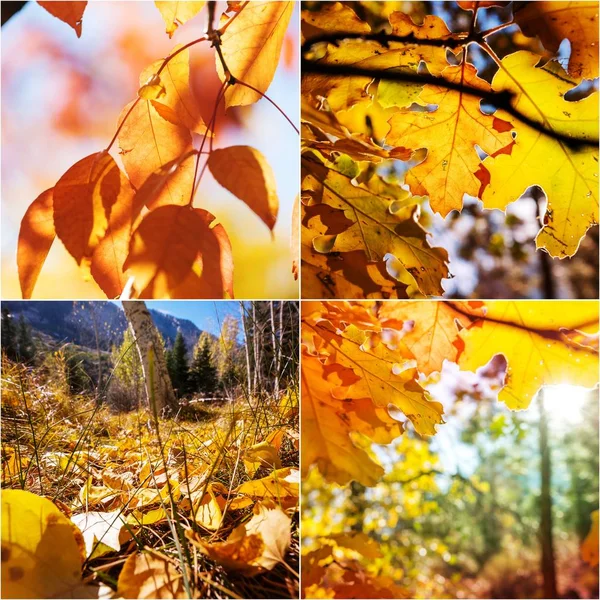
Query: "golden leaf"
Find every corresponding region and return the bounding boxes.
[154,1,206,38]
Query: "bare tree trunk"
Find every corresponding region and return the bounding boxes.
[89,303,103,404]
[538,389,558,598]
[252,303,259,394]
[239,302,252,393]
[270,302,280,397]
[122,301,175,414]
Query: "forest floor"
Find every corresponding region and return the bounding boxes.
[1,357,299,599]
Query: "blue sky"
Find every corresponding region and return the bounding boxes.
[113,301,242,338]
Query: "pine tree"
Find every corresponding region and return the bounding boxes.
[17,315,35,363]
[190,333,218,396]
[1,309,18,360]
[167,330,190,397]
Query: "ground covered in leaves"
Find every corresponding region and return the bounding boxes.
[1,357,299,599]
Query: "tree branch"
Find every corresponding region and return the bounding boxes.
[302,36,598,150]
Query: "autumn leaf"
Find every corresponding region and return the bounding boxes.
[302,350,403,486]
[52,152,132,271]
[193,487,225,530]
[514,1,599,80]
[480,52,598,258]
[208,145,279,231]
[154,1,206,38]
[37,1,87,37]
[217,1,294,107]
[457,300,599,410]
[117,551,186,599]
[291,195,299,280]
[123,205,234,299]
[17,188,55,299]
[1,490,85,599]
[236,467,299,509]
[386,63,514,217]
[302,156,449,296]
[301,2,370,37]
[118,81,194,210]
[581,510,599,567]
[139,47,210,135]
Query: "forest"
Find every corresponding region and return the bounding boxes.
[302,300,599,599]
[1,301,299,599]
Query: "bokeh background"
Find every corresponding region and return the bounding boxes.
[1,1,299,299]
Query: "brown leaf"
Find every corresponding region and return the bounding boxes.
[124,205,234,299]
[17,189,55,299]
[37,1,87,37]
[217,1,294,107]
[53,152,127,266]
[117,551,186,599]
[208,145,279,230]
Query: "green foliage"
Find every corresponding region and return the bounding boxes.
[190,332,218,397]
[167,330,190,397]
[1,308,18,361]
[17,315,35,363]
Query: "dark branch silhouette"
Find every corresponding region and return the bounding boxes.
[302,34,599,150]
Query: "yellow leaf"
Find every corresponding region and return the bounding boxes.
[386,63,514,217]
[457,300,599,409]
[481,52,598,258]
[217,1,294,107]
[123,205,234,299]
[193,487,224,531]
[291,194,299,280]
[244,504,291,571]
[515,1,599,80]
[236,467,299,509]
[126,506,169,527]
[301,2,370,37]
[302,157,449,297]
[17,188,55,299]
[2,490,84,598]
[154,1,206,38]
[208,145,279,231]
[117,551,186,599]
[37,1,87,37]
[243,441,282,477]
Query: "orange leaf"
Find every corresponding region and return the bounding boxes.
[217,1,294,107]
[154,1,206,38]
[117,98,194,210]
[17,189,55,299]
[124,205,234,299]
[140,48,210,135]
[37,1,87,37]
[208,146,278,230]
[53,152,126,266]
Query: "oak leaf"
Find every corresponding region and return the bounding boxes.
[154,1,206,38]
[217,1,294,107]
[387,63,514,216]
[481,52,598,258]
[515,2,599,80]
[457,300,599,409]
[17,188,55,299]
[208,145,279,230]
[37,1,87,37]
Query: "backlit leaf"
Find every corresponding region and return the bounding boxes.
[154,1,206,38]
[217,1,294,107]
[117,551,186,599]
[208,145,279,230]
[17,188,55,299]
[37,1,87,37]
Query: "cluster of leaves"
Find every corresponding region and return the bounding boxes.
[18,0,295,300]
[301,1,599,298]
[1,353,299,598]
[301,299,599,597]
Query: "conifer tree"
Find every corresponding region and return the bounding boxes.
[190,332,218,396]
[168,330,190,397]
[17,314,35,363]
[1,308,18,360]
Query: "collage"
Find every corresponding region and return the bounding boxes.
[0,1,598,599]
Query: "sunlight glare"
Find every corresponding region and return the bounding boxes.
[542,384,594,425]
